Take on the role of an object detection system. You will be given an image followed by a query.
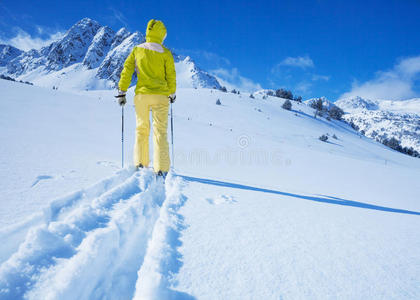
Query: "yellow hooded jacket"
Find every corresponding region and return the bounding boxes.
[118,20,176,96]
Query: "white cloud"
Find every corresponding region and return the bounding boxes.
[108,7,129,27]
[295,81,312,93]
[211,68,262,92]
[395,56,420,76]
[174,49,231,68]
[278,55,314,69]
[312,74,330,81]
[0,27,64,51]
[340,55,420,100]
[195,50,231,67]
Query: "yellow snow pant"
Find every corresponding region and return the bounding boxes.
[133,94,170,172]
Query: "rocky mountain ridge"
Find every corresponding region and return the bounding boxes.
[0,18,220,90]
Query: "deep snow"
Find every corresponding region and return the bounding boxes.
[0,79,420,299]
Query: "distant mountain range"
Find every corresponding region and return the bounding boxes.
[0,18,221,90]
[336,96,420,153]
[1,18,420,157]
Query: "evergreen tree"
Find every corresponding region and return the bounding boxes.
[329,106,344,120]
[282,99,292,110]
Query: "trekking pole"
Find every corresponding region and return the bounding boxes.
[170,102,174,170]
[121,105,124,168]
[115,94,125,169]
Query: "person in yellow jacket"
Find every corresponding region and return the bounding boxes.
[117,19,176,177]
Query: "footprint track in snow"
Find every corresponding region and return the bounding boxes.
[97,160,119,169]
[27,171,166,300]
[0,169,148,299]
[0,168,192,300]
[31,175,54,187]
[206,194,237,205]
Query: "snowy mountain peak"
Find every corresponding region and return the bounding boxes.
[96,31,145,83]
[0,44,23,66]
[110,28,130,50]
[305,96,336,110]
[182,55,193,63]
[72,17,101,31]
[1,18,221,90]
[115,27,129,36]
[43,18,102,70]
[335,96,379,112]
[83,26,115,69]
[174,55,221,89]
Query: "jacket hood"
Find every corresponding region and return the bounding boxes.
[145,19,167,44]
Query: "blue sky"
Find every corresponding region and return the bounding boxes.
[1,0,420,100]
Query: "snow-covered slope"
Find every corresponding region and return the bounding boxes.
[253,89,276,98]
[1,79,420,299]
[336,96,420,152]
[1,18,221,91]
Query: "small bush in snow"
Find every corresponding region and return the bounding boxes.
[220,86,227,92]
[332,134,338,139]
[294,96,302,102]
[319,134,328,142]
[350,121,359,131]
[216,99,222,105]
[250,93,255,99]
[329,106,344,120]
[282,99,292,110]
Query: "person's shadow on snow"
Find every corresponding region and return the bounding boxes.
[180,175,420,216]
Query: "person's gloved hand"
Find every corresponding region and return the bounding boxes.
[115,90,126,106]
[169,93,176,103]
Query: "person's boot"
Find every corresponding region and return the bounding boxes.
[156,170,168,179]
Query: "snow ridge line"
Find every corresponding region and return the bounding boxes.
[133,174,193,300]
[44,168,134,223]
[0,169,145,300]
